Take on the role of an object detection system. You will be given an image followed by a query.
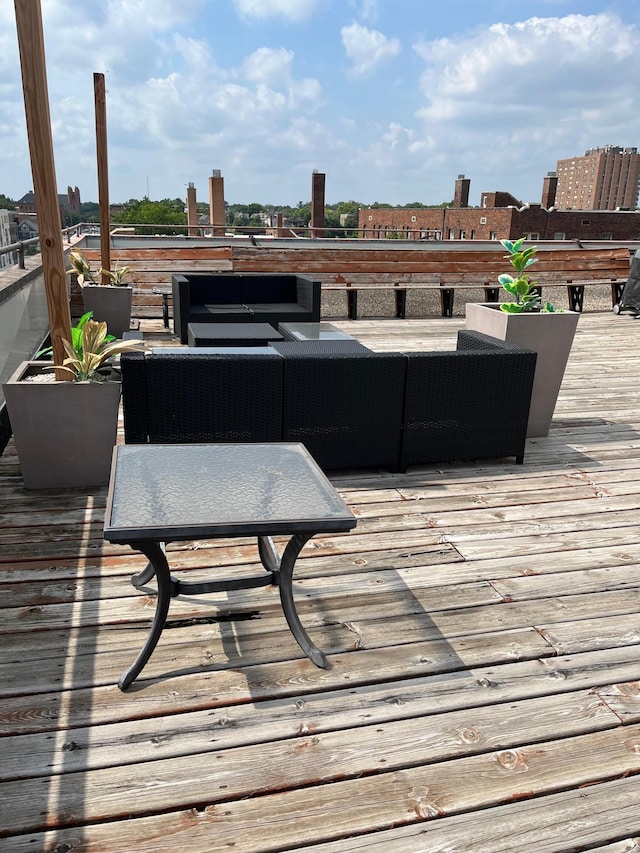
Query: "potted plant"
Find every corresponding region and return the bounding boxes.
[465,237,579,437]
[3,317,142,489]
[69,249,134,338]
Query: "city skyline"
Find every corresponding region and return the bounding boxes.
[2,0,640,208]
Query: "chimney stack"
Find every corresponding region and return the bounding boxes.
[541,171,558,208]
[208,170,225,236]
[186,182,198,235]
[311,170,325,237]
[454,174,470,208]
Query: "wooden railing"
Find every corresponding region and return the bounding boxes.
[76,238,632,322]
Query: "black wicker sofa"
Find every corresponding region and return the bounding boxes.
[172,272,321,344]
[121,330,536,472]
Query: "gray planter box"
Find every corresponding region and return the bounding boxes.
[3,361,121,489]
[465,303,580,437]
[81,285,133,338]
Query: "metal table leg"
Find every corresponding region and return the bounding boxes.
[119,541,172,690]
[130,541,166,589]
[120,531,328,690]
[259,533,328,668]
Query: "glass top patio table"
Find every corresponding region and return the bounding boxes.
[103,442,357,689]
[278,321,357,342]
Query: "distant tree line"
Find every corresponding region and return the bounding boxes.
[0,192,453,236]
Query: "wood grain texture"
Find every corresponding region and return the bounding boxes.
[2,312,640,850]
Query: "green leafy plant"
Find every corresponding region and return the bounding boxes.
[67,249,132,287]
[37,311,114,361]
[99,264,132,285]
[498,237,558,313]
[44,318,142,382]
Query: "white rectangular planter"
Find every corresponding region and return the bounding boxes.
[3,361,121,489]
[465,303,579,437]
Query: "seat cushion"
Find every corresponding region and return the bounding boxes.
[246,302,306,314]
[191,304,252,322]
[247,304,314,324]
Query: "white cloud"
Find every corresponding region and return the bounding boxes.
[241,47,295,84]
[341,21,401,76]
[348,0,379,24]
[414,13,637,119]
[407,12,640,202]
[6,3,640,208]
[93,30,325,199]
[233,0,320,23]
[239,48,322,108]
[3,0,329,202]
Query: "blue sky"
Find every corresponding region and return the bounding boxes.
[2,0,640,208]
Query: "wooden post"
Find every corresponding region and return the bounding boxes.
[14,0,72,379]
[94,72,111,282]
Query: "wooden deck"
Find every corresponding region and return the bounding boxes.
[2,312,640,851]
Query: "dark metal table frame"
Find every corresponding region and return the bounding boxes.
[104,443,356,690]
[152,286,172,328]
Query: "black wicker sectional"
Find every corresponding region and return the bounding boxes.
[120,330,537,472]
[172,272,321,344]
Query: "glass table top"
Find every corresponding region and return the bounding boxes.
[278,322,356,342]
[104,442,356,542]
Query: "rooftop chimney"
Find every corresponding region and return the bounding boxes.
[208,170,225,236]
[541,171,558,209]
[454,174,470,208]
[311,170,325,237]
[186,182,198,235]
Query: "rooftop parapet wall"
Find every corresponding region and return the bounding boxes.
[75,235,633,322]
[0,254,51,446]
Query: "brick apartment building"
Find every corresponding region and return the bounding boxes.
[358,171,640,242]
[555,146,640,210]
[15,185,81,221]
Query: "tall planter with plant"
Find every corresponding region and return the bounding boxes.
[3,317,142,489]
[465,237,579,437]
[70,249,134,338]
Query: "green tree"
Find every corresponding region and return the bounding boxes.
[112,197,187,234]
[80,202,100,221]
[0,193,16,209]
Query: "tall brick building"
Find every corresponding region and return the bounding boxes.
[555,146,640,211]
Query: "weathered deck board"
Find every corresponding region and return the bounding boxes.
[2,312,640,851]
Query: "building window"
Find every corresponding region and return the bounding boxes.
[411,215,417,222]
[602,232,613,240]
[448,229,455,239]
[459,230,466,240]
[554,232,566,240]
[489,231,498,240]
[480,216,487,224]
[581,219,591,226]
